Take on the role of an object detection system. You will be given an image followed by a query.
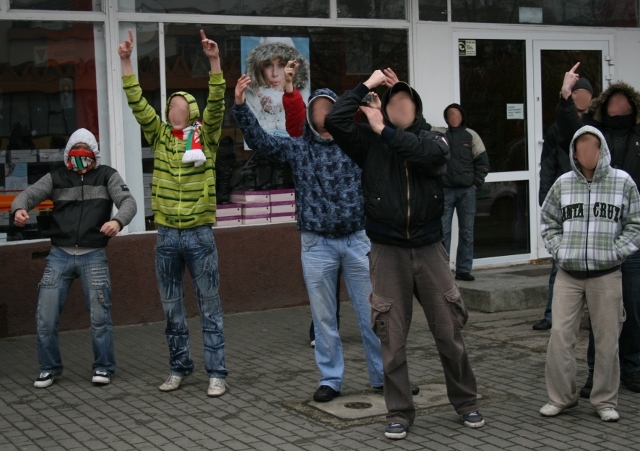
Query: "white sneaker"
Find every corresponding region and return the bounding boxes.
[540,400,578,417]
[597,407,619,422]
[207,377,228,397]
[310,340,315,348]
[159,374,188,392]
[34,372,56,388]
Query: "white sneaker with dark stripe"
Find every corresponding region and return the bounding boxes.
[34,372,56,388]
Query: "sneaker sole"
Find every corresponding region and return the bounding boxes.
[207,390,226,398]
[34,378,55,388]
[384,431,407,440]
[464,419,485,428]
[92,377,110,385]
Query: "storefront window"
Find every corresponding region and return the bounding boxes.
[337,0,405,19]
[0,21,106,242]
[419,0,448,21]
[451,0,638,27]
[9,0,99,11]
[118,0,330,18]
[132,23,408,230]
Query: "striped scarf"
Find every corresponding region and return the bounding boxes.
[66,149,96,174]
[173,121,206,167]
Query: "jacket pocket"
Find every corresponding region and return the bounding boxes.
[370,293,393,346]
[444,285,468,329]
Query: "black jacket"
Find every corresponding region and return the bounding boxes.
[557,81,640,187]
[538,122,571,207]
[325,82,450,247]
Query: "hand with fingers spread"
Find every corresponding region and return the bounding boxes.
[364,70,387,90]
[360,105,385,134]
[119,29,135,75]
[382,68,400,88]
[235,74,252,105]
[200,29,221,73]
[561,62,581,100]
[284,59,299,94]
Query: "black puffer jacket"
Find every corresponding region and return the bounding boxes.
[557,81,640,186]
[325,82,450,247]
[538,122,571,207]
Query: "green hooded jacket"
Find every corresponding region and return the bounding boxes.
[122,72,225,228]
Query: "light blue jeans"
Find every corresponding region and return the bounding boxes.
[36,246,115,375]
[156,225,227,379]
[301,230,383,392]
[442,186,477,274]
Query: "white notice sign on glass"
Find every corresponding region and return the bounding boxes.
[506,104,524,120]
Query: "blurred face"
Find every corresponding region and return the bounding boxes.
[574,133,601,175]
[71,142,92,151]
[386,91,416,129]
[607,92,633,117]
[262,58,286,89]
[446,108,463,128]
[571,88,593,113]
[167,96,190,130]
[310,98,333,133]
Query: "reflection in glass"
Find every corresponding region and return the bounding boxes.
[475,181,530,258]
[10,0,99,11]
[118,0,329,18]
[451,0,638,27]
[0,21,105,241]
[540,50,602,136]
[337,0,405,19]
[419,0,448,21]
[459,39,527,172]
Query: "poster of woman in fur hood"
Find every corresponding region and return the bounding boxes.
[241,36,310,142]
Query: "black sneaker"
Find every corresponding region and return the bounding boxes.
[372,383,420,395]
[532,319,552,331]
[621,371,640,392]
[313,385,340,402]
[384,423,407,440]
[92,370,111,385]
[580,372,593,398]
[34,372,56,388]
[462,410,485,428]
[455,272,475,281]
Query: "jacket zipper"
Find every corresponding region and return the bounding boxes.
[405,162,411,239]
[76,174,84,247]
[585,183,591,277]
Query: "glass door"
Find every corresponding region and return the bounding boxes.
[532,40,611,257]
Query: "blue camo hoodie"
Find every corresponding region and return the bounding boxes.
[232,88,365,236]
[541,125,640,273]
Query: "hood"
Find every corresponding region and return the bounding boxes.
[64,128,100,167]
[306,88,338,139]
[165,91,200,125]
[568,125,611,183]
[589,81,640,124]
[381,81,424,131]
[245,41,309,91]
[443,103,466,127]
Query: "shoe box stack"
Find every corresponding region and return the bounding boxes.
[215,189,296,227]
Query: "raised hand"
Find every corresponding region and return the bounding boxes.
[364,70,387,90]
[382,68,400,88]
[284,59,299,93]
[235,74,252,105]
[561,62,581,100]
[118,29,134,60]
[200,29,219,60]
[367,92,381,110]
[360,105,385,134]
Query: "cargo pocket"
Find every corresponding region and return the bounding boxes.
[445,285,468,329]
[370,293,393,346]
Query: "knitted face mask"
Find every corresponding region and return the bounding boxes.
[67,147,96,174]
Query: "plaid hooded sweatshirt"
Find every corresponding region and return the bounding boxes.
[541,125,640,275]
[122,73,225,228]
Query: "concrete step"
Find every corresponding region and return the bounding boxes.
[456,264,552,313]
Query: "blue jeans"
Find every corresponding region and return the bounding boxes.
[543,260,558,322]
[301,230,384,391]
[36,246,115,375]
[442,186,476,274]
[156,225,227,379]
[587,249,640,374]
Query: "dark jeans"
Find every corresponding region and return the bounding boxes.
[369,241,478,428]
[587,249,640,375]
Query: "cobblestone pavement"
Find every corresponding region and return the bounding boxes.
[1,302,638,450]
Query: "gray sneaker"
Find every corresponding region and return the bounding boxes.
[207,377,228,397]
[159,374,188,392]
